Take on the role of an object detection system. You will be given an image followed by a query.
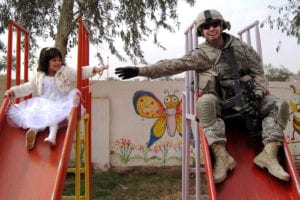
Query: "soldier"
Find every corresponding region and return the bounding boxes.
[115,9,290,183]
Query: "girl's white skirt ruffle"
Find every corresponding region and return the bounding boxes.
[6,89,84,130]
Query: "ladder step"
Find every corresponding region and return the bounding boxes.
[189,194,210,200]
[185,114,197,120]
[190,139,195,145]
[189,167,206,173]
[190,168,196,173]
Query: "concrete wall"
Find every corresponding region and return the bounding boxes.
[1,78,300,170]
[90,80,185,170]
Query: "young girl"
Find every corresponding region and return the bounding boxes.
[5,47,108,150]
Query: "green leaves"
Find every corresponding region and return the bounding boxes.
[0,0,195,65]
[262,0,300,48]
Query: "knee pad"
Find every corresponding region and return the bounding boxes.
[196,94,217,127]
[277,100,289,129]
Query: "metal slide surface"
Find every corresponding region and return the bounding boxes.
[0,98,78,200]
[202,121,300,200]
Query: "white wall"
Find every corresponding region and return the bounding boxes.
[90,80,185,170]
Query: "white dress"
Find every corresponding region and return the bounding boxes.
[7,76,80,130]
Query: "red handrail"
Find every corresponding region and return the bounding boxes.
[6,20,30,103]
[77,18,92,198]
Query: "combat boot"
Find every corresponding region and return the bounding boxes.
[211,143,236,183]
[253,142,290,181]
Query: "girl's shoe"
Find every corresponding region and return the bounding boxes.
[26,129,38,150]
[44,137,56,147]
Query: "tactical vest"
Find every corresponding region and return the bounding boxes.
[197,35,249,98]
[197,34,262,135]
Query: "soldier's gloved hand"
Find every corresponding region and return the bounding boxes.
[115,67,139,80]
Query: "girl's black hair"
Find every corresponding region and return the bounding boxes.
[37,47,64,74]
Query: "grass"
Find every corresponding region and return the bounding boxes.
[63,167,206,200]
[92,171,182,199]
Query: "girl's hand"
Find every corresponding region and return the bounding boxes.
[93,66,108,76]
[4,89,15,98]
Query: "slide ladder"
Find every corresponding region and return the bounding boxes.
[62,18,93,200]
[181,21,205,200]
[182,21,300,199]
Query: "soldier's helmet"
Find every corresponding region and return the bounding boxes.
[195,9,231,36]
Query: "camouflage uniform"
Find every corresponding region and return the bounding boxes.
[139,32,287,146]
[116,8,290,182]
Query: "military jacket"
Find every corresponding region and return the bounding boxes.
[139,33,267,98]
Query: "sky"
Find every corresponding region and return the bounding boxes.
[86,0,299,78]
[1,0,299,78]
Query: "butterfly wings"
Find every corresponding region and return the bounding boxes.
[175,99,182,136]
[133,90,182,147]
[133,90,165,118]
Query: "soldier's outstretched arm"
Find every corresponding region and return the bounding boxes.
[115,66,139,80]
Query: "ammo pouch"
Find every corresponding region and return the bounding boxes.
[198,70,217,95]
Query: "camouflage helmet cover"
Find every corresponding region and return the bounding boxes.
[195,9,231,36]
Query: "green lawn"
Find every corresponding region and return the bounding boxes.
[63,167,205,200]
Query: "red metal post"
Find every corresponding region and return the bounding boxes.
[77,20,83,90]
[77,18,92,199]
[6,22,13,89]
[6,20,29,102]
[24,32,29,83]
[16,31,21,86]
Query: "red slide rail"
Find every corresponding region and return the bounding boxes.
[77,18,92,198]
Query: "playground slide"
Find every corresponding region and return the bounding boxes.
[0,97,79,200]
[200,122,300,200]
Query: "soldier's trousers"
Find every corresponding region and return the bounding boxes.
[196,93,287,146]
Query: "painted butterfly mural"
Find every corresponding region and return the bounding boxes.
[133,90,182,147]
[290,85,300,139]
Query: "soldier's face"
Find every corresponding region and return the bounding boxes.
[201,20,223,45]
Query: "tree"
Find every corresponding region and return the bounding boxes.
[0,40,6,72]
[0,53,16,72]
[261,0,300,51]
[0,0,195,66]
[0,55,7,72]
[264,63,294,81]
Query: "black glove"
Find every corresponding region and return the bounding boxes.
[115,67,139,80]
